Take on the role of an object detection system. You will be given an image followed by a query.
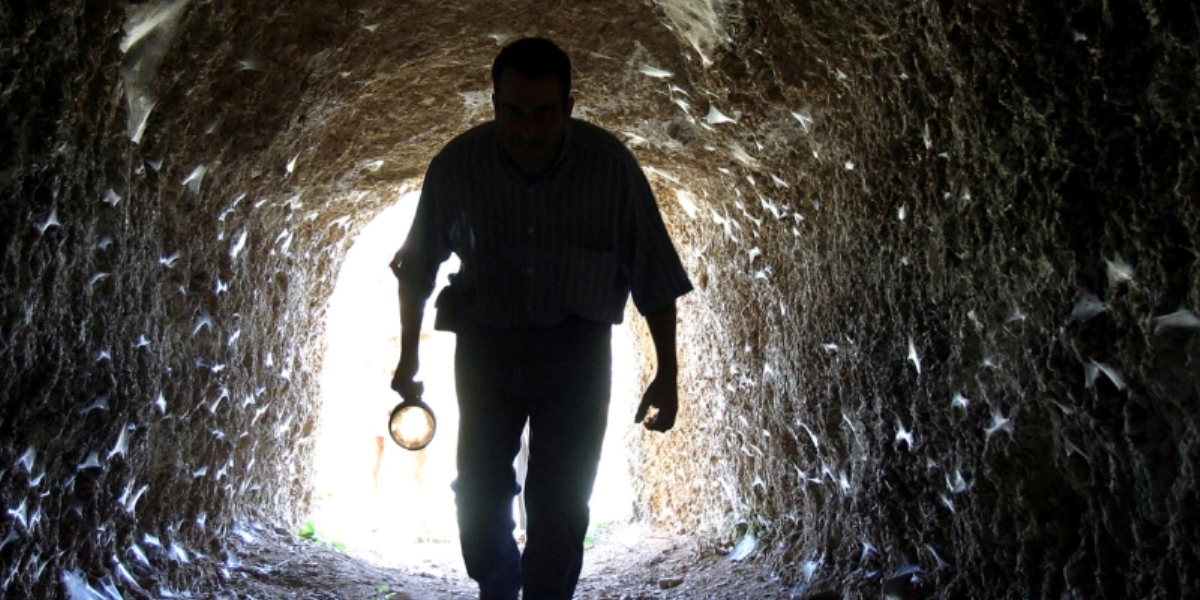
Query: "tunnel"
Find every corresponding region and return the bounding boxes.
[2,0,1198,598]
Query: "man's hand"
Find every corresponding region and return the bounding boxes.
[638,302,681,433]
[634,373,678,432]
[391,354,422,401]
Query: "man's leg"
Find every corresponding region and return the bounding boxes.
[454,330,528,600]
[520,325,612,600]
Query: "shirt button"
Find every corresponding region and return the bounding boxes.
[525,268,534,274]
[527,228,534,235]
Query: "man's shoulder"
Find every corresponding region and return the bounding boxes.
[570,119,640,168]
[431,121,494,165]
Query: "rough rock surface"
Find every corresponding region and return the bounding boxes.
[1,0,1197,598]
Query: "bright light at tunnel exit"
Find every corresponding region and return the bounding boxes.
[312,187,637,557]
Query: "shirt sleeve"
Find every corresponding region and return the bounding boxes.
[624,162,693,315]
[390,156,452,302]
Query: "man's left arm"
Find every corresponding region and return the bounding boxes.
[635,302,679,432]
[620,145,693,432]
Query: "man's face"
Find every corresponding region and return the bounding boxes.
[493,69,574,177]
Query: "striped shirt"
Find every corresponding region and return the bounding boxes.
[392,118,693,328]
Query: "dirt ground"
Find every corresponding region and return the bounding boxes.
[203,521,814,600]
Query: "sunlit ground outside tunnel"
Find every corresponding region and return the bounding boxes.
[311,188,638,566]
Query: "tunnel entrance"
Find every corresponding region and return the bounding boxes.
[309,187,638,564]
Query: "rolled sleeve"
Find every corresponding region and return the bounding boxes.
[625,168,693,315]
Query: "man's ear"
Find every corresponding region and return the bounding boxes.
[565,96,575,118]
[492,93,499,116]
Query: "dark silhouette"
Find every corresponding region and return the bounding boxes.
[389,37,692,600]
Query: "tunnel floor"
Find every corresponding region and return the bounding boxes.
[192,521,798,599]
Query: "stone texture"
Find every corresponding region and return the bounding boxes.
[1,0,1197,597]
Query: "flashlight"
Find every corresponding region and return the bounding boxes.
[388,382,436,451]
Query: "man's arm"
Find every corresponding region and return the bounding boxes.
[620,142,691,432]
[391,287,426,400]
[634,301,679,432]
[389,157,451,400]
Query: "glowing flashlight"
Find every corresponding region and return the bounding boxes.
[388,383,436,451]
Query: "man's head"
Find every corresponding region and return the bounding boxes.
[491,37,574,177]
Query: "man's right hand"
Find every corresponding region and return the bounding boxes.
[391,354,422,401]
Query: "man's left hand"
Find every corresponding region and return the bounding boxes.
[635,374,678,432]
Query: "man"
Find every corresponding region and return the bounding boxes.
[390,37,692,600]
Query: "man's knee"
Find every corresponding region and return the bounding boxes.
[523,464,597,514]
[453,472,520,504]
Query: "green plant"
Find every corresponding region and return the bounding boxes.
[297,520,347,551]
[368,584,397,599]
[583,520,612,549]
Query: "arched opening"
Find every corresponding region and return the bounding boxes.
[310,186,638,564]
[310,186,457,555]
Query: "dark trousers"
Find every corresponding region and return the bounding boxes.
[453,318,612,600]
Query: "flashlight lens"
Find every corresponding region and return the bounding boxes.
[389,404,435,450]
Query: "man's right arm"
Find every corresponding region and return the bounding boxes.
[389,159,452,399]
[391,288,426,400]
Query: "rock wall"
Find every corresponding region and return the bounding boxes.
[1,0,1197,598]
[635,1,1200,597]
[1,1,336,594]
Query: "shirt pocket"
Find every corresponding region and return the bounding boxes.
[562,244,619,314]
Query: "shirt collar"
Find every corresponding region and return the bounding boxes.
[491,120,575,185]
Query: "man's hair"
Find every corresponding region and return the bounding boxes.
[491,37,572,105]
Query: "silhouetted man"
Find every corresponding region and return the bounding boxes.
[390,37,692,600]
